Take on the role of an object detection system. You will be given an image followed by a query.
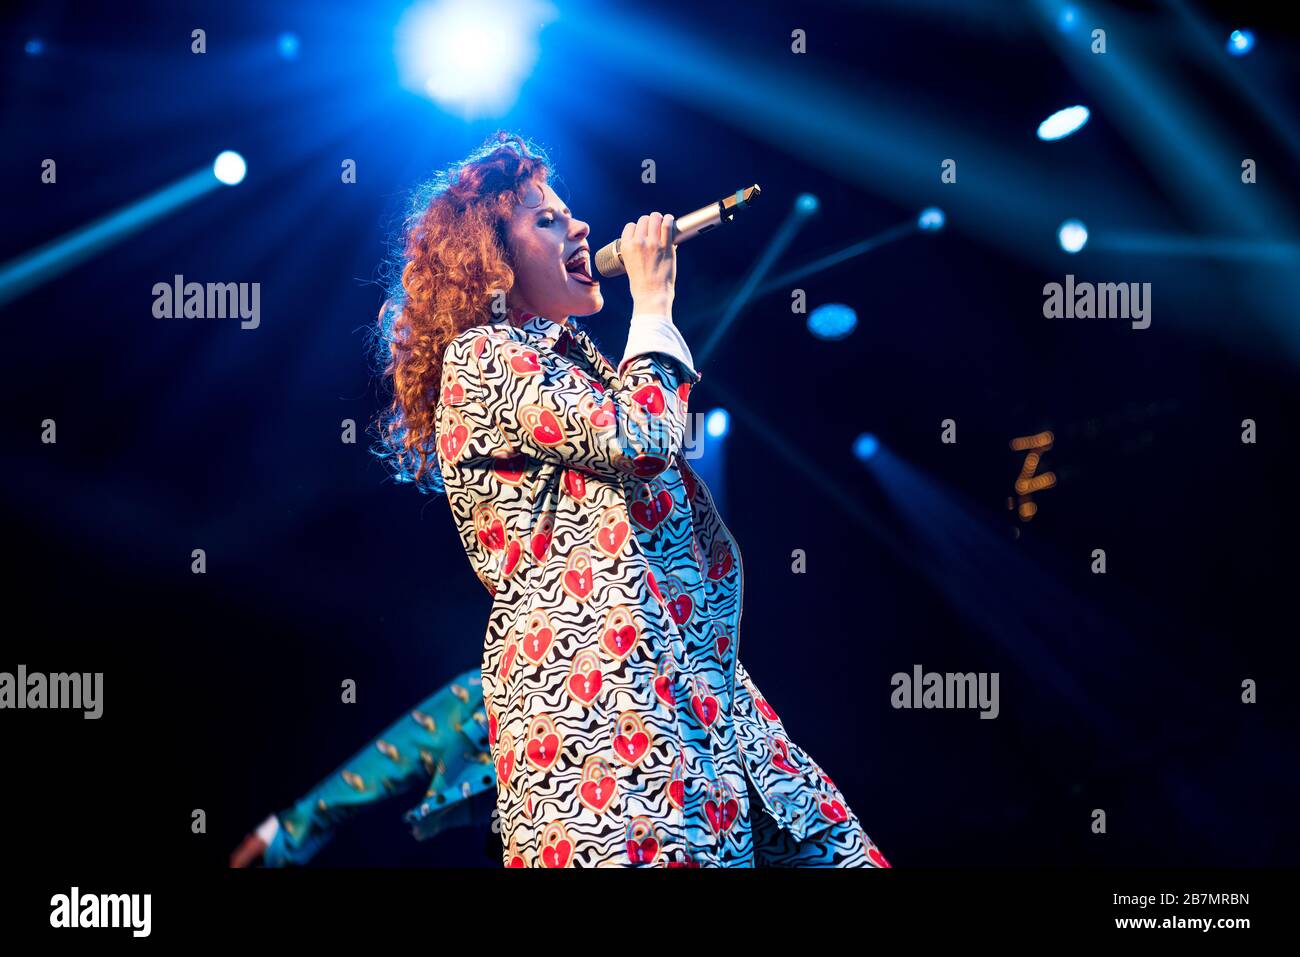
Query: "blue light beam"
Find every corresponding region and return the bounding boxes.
[0,167,221,308]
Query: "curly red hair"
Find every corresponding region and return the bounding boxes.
[372,131,553,493]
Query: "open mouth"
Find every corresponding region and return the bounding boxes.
[564,248,598,286]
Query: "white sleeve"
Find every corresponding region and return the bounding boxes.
[619,312,699,381]
[255,814,280,845]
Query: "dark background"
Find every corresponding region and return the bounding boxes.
[3,0,1298,873]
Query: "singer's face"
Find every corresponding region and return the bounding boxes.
[505,180,604,322]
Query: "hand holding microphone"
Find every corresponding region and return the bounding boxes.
[620,212,678,317]
[595,184,762,285]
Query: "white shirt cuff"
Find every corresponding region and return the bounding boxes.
[619,313,700,382]
[256,814,280,845]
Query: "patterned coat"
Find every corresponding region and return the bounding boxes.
[435,310,880,867]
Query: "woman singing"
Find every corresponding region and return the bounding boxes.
[373,131,888,868]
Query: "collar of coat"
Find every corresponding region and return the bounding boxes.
[490,308,616,386]
[491,308,575,350]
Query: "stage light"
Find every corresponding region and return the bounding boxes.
[853,433,880,462]
[795,193,820,215]
[1057,6,1079,32]
[1016,473,1057,494]
[0,166,218,308]
[25,38,44,56]
[394,0,554,118]
[212,151,247,186]
[705,408,730,439]
[277,32,300,60]
[1010,431,1054,452]
[1227,29,1255,56]
[1037,105,1090,141]
[1058,219,1088,254]
[808,303,857,341]
[917,207,945,231]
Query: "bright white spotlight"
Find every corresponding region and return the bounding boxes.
[213,151,247,186]
[1058,219,1088,254]
[705,408,730,439]
[808,303,857,341]
[917,207,945,231]
[1037,105,1090,141]
[1227,29,1255,56]
[395,0,556,118]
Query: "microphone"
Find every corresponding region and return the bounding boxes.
[593,184,762,278]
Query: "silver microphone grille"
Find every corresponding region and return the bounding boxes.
[594,239,626,278]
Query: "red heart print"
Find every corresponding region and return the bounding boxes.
[588,398,616,429]
[522,625,553,664]
[601,624,637,659]
[563,469,587,500]
[497,642,516,680]
[668,594,693,626]
[596,519,630,557]
[613,731,650,765]
[527,733,561,771]
[632,384,666,415]
[530,409,565,445]
[705,798,739,834]
[493,453,527,485]
[439,423,468,463]
[541,839,572,868]
[631,455,668,478]
[708,550,733,581]
[509,350,541,375]
[496,749,514,786]
[579,777,615,813]
[568,669,601,705]
[771,740,799,774]
[691,693,718,728]
[502,538,523,577]
[563,566,593,600]
[631,489,673,531]
[531,530,552,562]
[626,837,659,865]
[820,799,848,824]
[477,519,505,552]
[653,674,676,707]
